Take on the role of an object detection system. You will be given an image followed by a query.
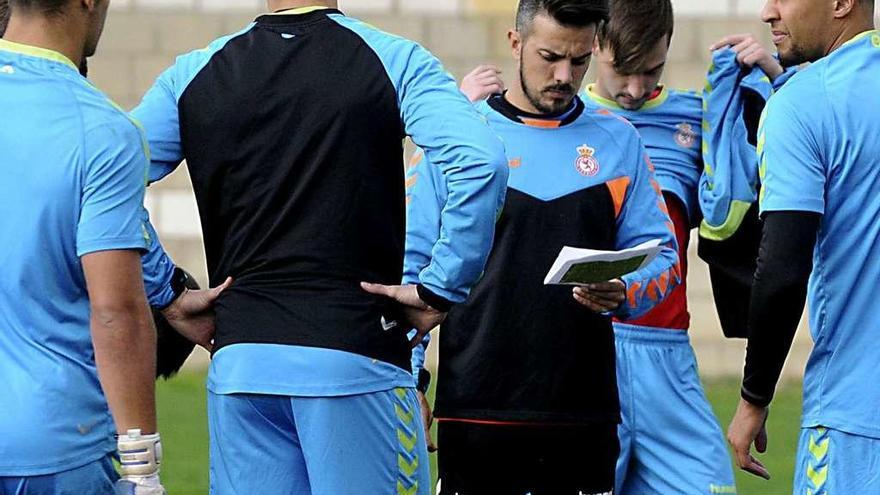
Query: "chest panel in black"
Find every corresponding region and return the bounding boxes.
[436,184,621,424]
[177,12,411,369]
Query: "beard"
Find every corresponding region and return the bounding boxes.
[778,38,824,67]
[519,56,575,114]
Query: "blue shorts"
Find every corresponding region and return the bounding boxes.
[0,455,117,495]
[208,387,429,495]
[794,426,880,494]
[614,324,736,495]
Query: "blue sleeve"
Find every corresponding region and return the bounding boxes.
[758,90,826,215]
[334,15,508,305]
[131,66,183,182]
[130,65,188,306]
[409,331,431,378]
[404,148,448,376]
[403,149,449,286]
[140,208,177,308]
[615,138,682,320]
[76,123,150,257]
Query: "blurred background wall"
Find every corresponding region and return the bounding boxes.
[92,0,878,376]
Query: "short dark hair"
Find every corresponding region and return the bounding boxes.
[516,0,608,34]
[597,0,674,74]
[0,0,9,36]
[9,0,68,16]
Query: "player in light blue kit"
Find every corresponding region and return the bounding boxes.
[579,3,734,493]
[576,1,784,493]
[727,0,880,493]
[0,1,226,494]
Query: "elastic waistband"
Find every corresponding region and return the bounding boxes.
[613,322,690,344]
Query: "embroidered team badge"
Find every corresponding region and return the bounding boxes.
[575,145,599,176]
[674,123,697,148]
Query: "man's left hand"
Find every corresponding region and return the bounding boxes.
[360,283,446,347]
[727,398,771,480]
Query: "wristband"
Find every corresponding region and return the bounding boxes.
[118,429,162,477]
[416,284,454,312]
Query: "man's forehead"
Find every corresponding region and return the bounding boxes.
[527,13,596,53]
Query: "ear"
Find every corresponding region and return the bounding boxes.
[832,0,857,18]
[509,29,522,61]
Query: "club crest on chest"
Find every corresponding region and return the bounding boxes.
[674,123,697,148]
[575,144,600,176]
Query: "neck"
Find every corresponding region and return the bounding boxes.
[2,11,84,67]
[825,17,876,55]
[505,76,544,115]
[267,0,337,12]
[591,80,614,102]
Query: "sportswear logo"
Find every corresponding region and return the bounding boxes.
[0,65,14,75]
[509,158,522,169]
[77,422,95,435]
[575,145,599,176]
[674,123,697,148]
[381,316,398,331]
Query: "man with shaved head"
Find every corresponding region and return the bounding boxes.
[727,0,879,492]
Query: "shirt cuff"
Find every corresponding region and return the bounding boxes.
[416,284,454,312]
[741,385,772,408]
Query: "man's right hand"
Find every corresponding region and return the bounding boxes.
[710,34,784,81]
[360,282,446,346]
[161,277,233,352]
[460,65,505,103]
[727,398,771,480]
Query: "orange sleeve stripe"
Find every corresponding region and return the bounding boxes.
[605,176,631,218]
[626,281,642,308]
[656,270,670,294]
[657,200,670,216]
[405,174,418,189]
[650,179,663,197]
[644,154,656,173]
[407,151,424,170]
[646,280,661,301]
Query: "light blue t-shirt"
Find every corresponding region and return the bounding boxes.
[758,30,880,439]
[0,40,151,475]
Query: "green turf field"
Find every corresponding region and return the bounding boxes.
[157,372,802,495]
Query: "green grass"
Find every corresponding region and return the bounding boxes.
[157,373,802,495]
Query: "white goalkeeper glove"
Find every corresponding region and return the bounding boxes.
[114,429,167,495]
